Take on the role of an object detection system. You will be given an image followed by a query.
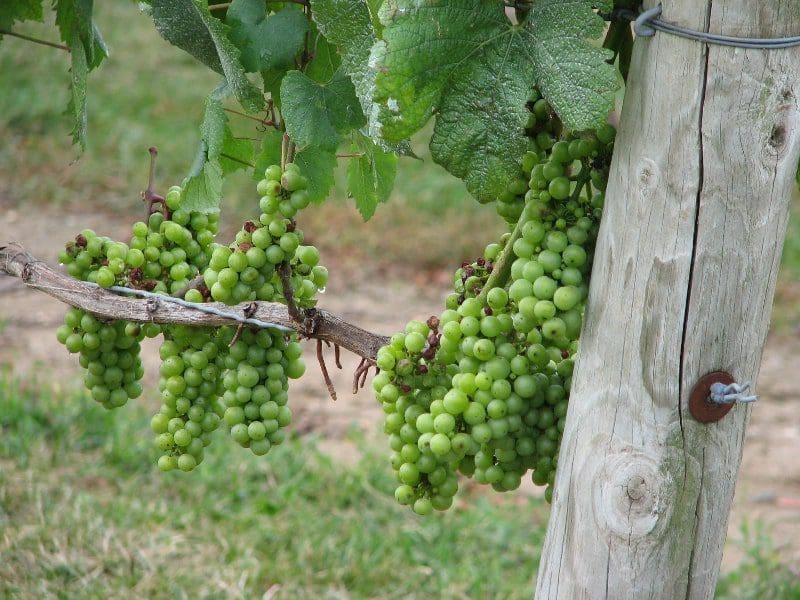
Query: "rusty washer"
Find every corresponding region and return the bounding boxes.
[689,371,736,423]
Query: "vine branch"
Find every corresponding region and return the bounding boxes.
[0,243,390,361]
[0,29,70,52]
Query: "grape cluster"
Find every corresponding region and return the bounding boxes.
[217,326,304,456]
[56,308,153,408]
[150,325,224,471]
[56,228,157,409]
[203,163,327,307]
[55,161,320,471]
[375,98,615,513]
[199,163,317,457]
[129,186,217,296]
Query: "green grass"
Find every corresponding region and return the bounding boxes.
[1,375,799,599]
[0,374,548,599]
[716,520,800,600]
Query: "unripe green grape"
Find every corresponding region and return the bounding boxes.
[429,433,451,455]
[404,332,426,353]
[508,279,533,303]
[413,497,433,516]
[548,177,571,200]
[472,338,495,361]
[553,286,580,311]
[395,485,415,506]
[562,245,587,268]
[542,318,567,340]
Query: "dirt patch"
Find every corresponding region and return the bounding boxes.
[1,202,798,573]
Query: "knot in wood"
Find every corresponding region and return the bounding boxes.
[626,475,647,501]
[146,297,159,315]
[636,158,660,198]
[593,449,672,541]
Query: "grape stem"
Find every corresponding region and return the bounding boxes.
[278,261,302,324]
[142,147,168,220]
[476,199,536,305]
[1,243,391,361]
[569,167,593,204]
[171,275,205,299]
[222,107,276,130]
[0,29,70,51]
[316,339,338,401]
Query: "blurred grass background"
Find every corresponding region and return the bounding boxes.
[1,2,799,598]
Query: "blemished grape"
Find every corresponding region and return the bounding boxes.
[375,101,614,513]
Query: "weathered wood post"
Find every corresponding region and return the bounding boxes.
[536,1,800,597]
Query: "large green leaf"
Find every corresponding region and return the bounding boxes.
[346,133,396,220]
[200,95,227,160]
[294,146,338,203]
[219,128,254,176]
[305,30,341,84]
[524,0,616,130]
[310,0,380,136]
[0,0,44,32]
[183,153,224,214]
[150,0,264,113]
[253,130,284,180]
[280,68,365,150]
[182,86,242,212]
[53,0,108,150]
[373,0,617,201]
[226,1,308,73]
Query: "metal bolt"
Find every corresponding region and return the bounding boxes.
[689,371,756,424]
[708,381,758,404]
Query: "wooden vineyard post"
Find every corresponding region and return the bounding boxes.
[536,1,800,598]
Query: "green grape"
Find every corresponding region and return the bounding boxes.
[374,113,615,513]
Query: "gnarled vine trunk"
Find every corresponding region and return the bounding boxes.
[537,0,800,597]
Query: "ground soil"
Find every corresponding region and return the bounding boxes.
[1,203,798,573]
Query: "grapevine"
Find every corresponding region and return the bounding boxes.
[2,0,634,513]
[374,94,616,512]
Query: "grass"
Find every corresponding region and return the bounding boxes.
[1,375,798,599]
[0,374,547,599]
[716,520,800,600]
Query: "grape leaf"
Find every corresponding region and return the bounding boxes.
[294,146,337,203]
[310,0,379,135]
[64,28,89,151]
[0,0,44,32]
[200,95,227,160]
[253,130,284,180]
[305,30,341,84]
[150,0,264,113]
[53,0,108,150]
[374,0,617,201]
[346,134,396,220]
[219,128,254,176]
[365,0,384,37]
[183,154,224,214]
[280,68,365,150]
[226,1,307,74]
[523,0,615,131]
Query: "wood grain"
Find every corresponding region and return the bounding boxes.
[536,1,800,597]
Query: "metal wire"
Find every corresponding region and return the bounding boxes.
[89,283,295,333]
[614,5,800,49]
